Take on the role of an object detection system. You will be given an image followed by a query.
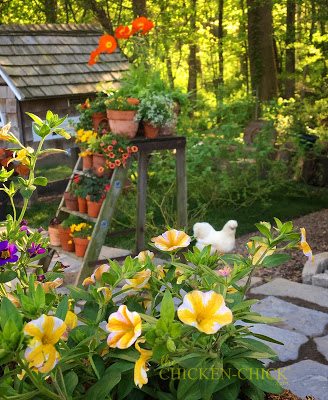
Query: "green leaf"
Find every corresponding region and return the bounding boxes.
[160,290,175,322]
[229,358,283,394]
[0,297,22,330]
[20,185,36,199]
[251,333,284,345]
[231,299,258,312]
[64,371,78,396]
[26,112,43,126]
[55,295,69,320]
[255,223,271,238]
[243,383,265,400]
[0,270,17,283]
[68,285,93,301]
[214,381,240,400]
[241,313,282,324]
[34,283,45,309]
[34,176,48,186]
[234,338,278,358]
[261,254,291,267]
[54,128,71,140]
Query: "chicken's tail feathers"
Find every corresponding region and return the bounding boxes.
[193,222,215,240]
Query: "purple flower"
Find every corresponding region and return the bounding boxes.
[20,225,31,235]
[27,242,46,258]
[0,240,19,266]
[20,219,28,227]
[217,266,232,277]
[37,274,46,282]
[37,227,44,233]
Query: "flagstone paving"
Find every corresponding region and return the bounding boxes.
[249,278,328,400]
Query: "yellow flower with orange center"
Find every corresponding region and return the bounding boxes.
[177,290,233,334]
[134,339,152,388]
[35,278,63,293]
[151,229,191,252]
[24,314,66,373]
[123,269,151,291]
[82,264,110,286]
[135,250,154,264]
[300,227,314,262]
[106,305,142,349]
[0,123,17,143]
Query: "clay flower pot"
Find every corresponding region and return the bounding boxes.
[87,197,104,218]
[92,112,108,132]
[93,153,106,177]
[64,192,78,211]
[127,97,140,106]
[48,225,61,246]
[77,197,87,213]
[58,225,75,252]
[73,237,89,257]
[82,155,93,170]
[106,109,138,138]
[143,121,160,139]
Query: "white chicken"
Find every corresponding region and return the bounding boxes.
[193,220,238,254]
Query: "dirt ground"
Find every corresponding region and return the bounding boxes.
[235,209,328,282]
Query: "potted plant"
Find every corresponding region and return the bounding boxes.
[70,222,93,257]
[59,215,83,252]
[71,174,88,213]
[105,92,139,138]
[48,217,61,246]
[90,94,108,133]
[75,129,98,170]
[64,187,78,211]
[82,174,110,218]
[136,93,174,138]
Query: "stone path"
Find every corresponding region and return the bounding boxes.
[248,278,328,400]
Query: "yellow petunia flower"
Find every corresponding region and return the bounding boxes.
[65,311,78,331]
[0,123,17,143]
[300,228,314,262]
[106,305,142,349]
[24,314,66,374]
[123,269,151,291]
[177,290,233,334]
[82,264,110,286]
[134,339,152,388]
[6,292,20,307]
[151,229,191,252]
[97,287,112,303]
[35,278,63,293]
[135,250,154,263]
[247,241,275,265]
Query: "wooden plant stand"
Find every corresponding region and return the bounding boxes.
[45,136,187,285]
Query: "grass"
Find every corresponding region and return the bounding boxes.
[35,164,72,182]
[8,182,327,250]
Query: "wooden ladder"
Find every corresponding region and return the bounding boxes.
[44,136,187,286]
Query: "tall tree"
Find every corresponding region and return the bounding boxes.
[82,0,114,34]
[247,0,278,101]
[285,0,296,98]
[187,0,197,104]
[132,0,147,17]
[217,0,224,86]
[44,0,57,23]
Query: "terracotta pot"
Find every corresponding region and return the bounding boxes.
[127,97,140,106]
[87,198,104,218]
[92,112,108,132]
[59,225,74,252]
[48,225,61,246]
[64,192,78,211]
[93,153,106,177]
[73,237,89,257]
[82,155,93,170]
[77,197,87,213]
[106,109,138,138]
[143,121,160,139]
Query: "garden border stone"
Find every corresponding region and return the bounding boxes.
[302,252,328,284]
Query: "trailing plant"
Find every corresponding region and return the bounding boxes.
[136,92,175,126]
[82,172,111,202]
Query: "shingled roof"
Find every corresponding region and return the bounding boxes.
[0,24,129,100]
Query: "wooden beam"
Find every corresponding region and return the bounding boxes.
[136,150,150,252]
[176,144,188,229]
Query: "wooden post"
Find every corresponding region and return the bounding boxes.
[136,150,150,253]
[176,146,188,229]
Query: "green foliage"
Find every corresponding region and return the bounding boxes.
[137,92,175,126]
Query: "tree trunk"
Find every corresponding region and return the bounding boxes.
[239,0,250,94]
[285,0,296,98]
[247,0,278,101]
[187,0,197,104]
[218,0,224,86]
[132,0,147,17]
[44,0,57,23]
[82,0,114,34]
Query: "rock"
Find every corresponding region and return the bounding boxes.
[250,278,328,308]
[312,272,328,288]
[271,360,328,400]
[314,335,328,362]
[246,324,308,362]
[251,296,328,337]
[302,252,328,284]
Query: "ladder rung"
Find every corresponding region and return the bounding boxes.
[60,207,97,223]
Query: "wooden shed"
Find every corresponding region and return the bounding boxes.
[0,24,129,146]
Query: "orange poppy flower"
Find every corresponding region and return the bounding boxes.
[88,49,101,66]
[132,17,154,35]
[98,35,117,54]
[115,25,132,39]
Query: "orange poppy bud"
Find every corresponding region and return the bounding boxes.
[88,49,101,66]
[132,17,154,35]
[115,25,132,39]
[98,35,117,54]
